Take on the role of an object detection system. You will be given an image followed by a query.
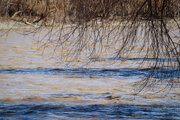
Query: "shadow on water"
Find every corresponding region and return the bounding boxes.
[0,103,180,119]
[0,67,179,79]
[91,57,179,62]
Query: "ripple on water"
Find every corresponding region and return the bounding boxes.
[0,31,180,120]
[0,103,180,119]
[0,68,179,79]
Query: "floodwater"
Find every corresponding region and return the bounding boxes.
[0,29,180,120]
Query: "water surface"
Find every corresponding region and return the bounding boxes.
[0,30,179,119]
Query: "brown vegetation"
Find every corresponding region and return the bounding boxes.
[0,0,64,23]
[0,0,179,23]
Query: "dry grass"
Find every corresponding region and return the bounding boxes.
[0,0,65,23]
[0,0,179,23]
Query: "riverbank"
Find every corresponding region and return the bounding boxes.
[0,18,180,30]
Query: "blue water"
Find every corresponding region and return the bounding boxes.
[0,68,180,119]
[1,103,180,120]
[0,67,179,78]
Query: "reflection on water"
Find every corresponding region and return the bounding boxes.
[0,30,180,119]
[0,103,180,120]
[0,68,149,77]
[0,67,180,79]
[92,57,179,62]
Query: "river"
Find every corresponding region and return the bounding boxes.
[0,29,179,119]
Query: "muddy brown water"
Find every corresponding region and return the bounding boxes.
[0,30,180,119]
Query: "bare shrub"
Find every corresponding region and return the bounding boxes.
[59,0,180,92]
